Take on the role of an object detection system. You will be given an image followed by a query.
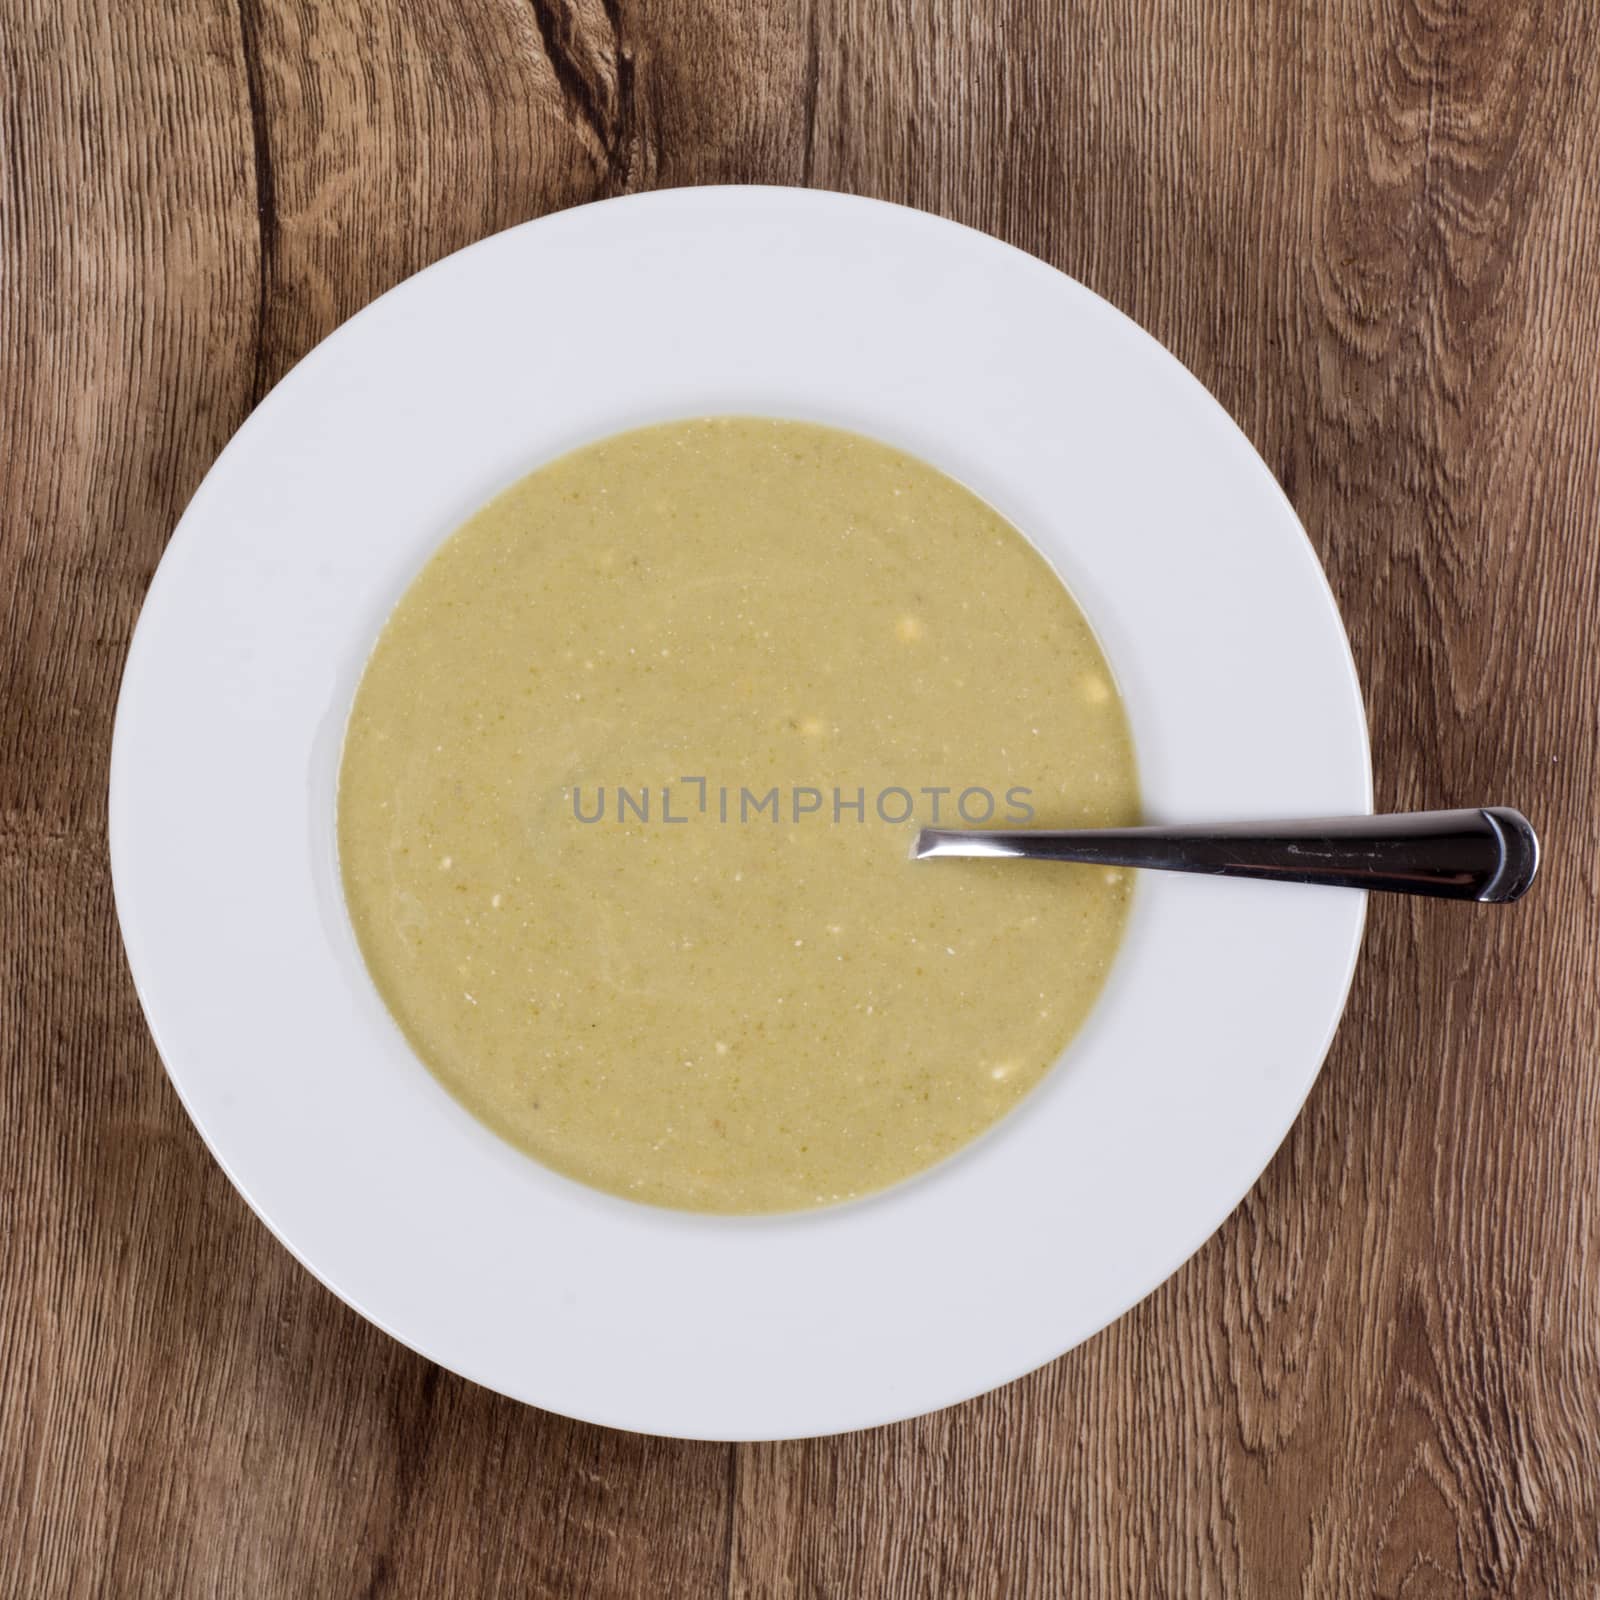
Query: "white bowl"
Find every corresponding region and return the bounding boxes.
[110,187,1369,1440]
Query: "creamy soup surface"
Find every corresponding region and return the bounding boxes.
[338,418,1138,1212]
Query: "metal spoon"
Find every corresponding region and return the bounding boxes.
[913,808,1540,902]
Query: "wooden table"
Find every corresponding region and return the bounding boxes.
[6,1,1598,1592]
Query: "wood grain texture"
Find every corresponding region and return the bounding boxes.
[3,0,1597,1593]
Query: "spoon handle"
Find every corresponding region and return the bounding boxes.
[914,808,1540,902]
